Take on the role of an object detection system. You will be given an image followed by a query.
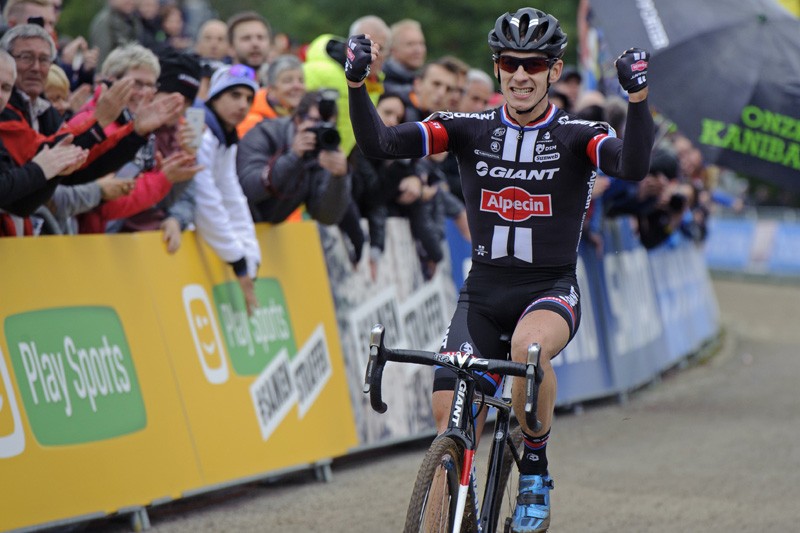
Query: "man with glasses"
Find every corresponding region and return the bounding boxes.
[0,24,182,220]
[3,20,59,132]
[67,46,201,236]
[346,8,654,532]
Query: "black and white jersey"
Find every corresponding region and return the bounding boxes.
[350,88,654,268]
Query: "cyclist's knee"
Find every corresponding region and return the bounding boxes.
[432,390,454,433]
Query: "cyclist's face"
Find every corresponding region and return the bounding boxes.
[495,51,562,119]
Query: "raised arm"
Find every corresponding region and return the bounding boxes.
[346,35,429,160]
[599,48,655,181]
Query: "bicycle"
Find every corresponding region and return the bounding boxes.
[364,323,544,533]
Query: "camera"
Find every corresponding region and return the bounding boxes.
[668,192,688,213]
[309,123,341,152]
[310,89,340,152]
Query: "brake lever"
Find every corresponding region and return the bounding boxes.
[524,343,543,433]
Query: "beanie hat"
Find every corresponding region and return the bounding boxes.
[207,64,259,101]
[157,50,202,102]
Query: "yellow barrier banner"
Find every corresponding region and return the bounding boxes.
[0,222,358,531]
[143,223,358,485]
[0,234,202,530]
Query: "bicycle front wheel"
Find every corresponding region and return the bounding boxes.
[404,436,477,533]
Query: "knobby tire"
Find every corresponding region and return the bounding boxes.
[404,436,478,533]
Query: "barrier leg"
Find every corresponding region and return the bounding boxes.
[130,507,151,532]
[314,459,333,483]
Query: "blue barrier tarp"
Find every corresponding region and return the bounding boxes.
[704,218,756,270]
[767,222,800,274]
[443,215,719,406]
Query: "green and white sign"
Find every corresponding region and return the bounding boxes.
[5,307,146,445]
[213,278,296,376]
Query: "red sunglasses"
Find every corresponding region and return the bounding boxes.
[495,55,555,75]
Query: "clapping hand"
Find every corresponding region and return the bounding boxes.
[157,151,203,183]
[32,135,89,178]
[94,78,134,128]
[97,173,134,200]
[134,93,185,136]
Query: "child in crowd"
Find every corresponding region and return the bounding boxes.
[44,64,71,118]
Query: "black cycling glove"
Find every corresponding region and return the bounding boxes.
[615,48,650,93]
[345,34,372,83]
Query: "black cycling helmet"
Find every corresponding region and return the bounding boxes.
[488,8,568,58]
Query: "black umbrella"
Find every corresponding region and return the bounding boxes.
[589,0,800,189]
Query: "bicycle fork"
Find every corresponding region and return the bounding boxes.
[454,447,477,532]
[445,374,478,533]
[453,375,516,533]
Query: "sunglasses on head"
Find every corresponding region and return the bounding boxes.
[495,55,555,75]
[229,64,256,80]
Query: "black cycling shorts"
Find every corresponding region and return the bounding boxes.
[433,261,581,396]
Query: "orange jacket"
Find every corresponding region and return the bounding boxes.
[237,88,278,138]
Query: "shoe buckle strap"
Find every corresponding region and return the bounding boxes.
[517,493,547,506]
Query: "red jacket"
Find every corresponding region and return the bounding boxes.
[0,87,148,217]
[72,105,174,234]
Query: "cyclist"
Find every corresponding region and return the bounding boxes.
[346,8,653,532]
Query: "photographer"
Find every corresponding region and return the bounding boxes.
[236,89,352,224]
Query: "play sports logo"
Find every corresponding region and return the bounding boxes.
[4,307,146,447]
[183,279,296,382]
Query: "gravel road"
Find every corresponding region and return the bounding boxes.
[69,277,800,533]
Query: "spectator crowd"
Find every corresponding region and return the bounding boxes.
[0,0,741,307]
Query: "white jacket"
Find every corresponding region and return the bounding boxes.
[194,119,261,278]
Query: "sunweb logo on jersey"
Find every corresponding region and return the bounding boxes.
[481,187,552,221]
[4,307,146,446]
[475,161,559,181]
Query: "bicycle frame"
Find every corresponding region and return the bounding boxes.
[480,378,520,530]
[440,369,523,532]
